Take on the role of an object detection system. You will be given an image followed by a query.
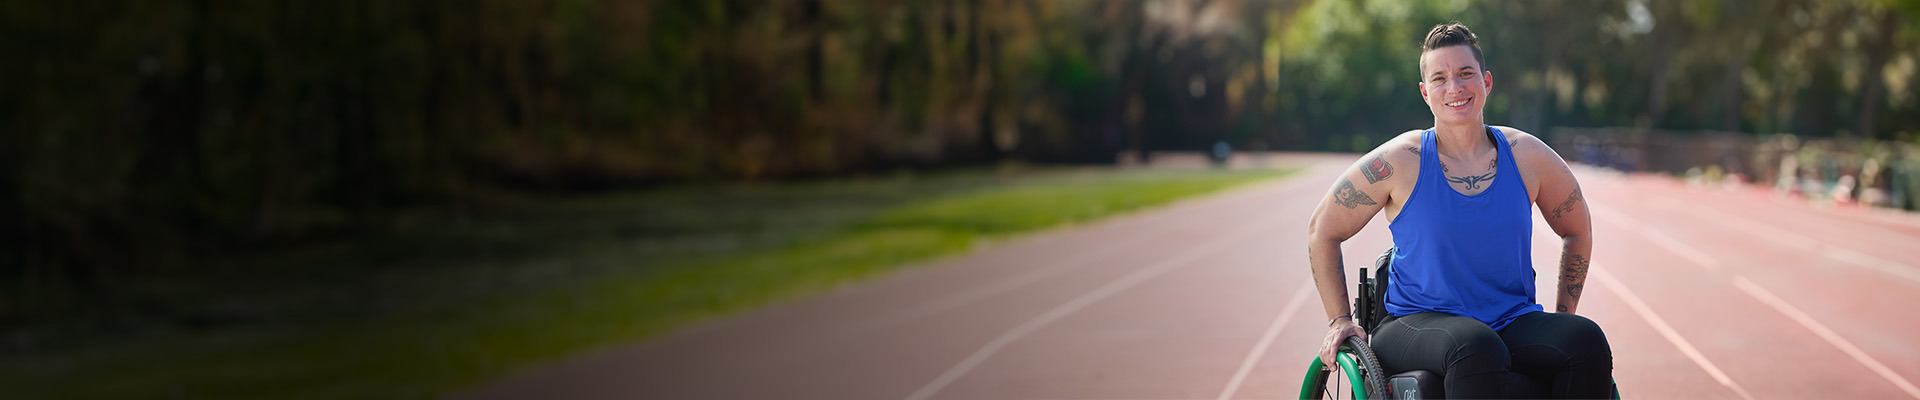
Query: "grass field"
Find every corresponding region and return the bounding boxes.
[1,164,1296,399]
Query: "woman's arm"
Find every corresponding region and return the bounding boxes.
[1308,139,1415,364]
[1507,131,1594,313]
[1308,143,1412,321]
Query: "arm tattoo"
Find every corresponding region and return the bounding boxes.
[1561,245,1590,310]
[1560,242,1590,302]
[1361,153,1394,183]
[1549,188,1585,220]
[1404,146,1420,156]
[1333,179,1377,209]
[1560,252,1589,284]
[1447,171,1496,190]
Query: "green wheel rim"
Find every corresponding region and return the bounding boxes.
[1337,350,1368,400]
[1296,350,1370,400]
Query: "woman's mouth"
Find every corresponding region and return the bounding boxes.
[1445,98,1471,108]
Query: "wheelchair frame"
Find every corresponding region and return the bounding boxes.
[1296,249,1620,399]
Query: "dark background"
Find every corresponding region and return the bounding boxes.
[6,0,1919,324]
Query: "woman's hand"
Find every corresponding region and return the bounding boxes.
[1319,317,1369,368]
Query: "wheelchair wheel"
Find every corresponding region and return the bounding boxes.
[1298,336,1388,399]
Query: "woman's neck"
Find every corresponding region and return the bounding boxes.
[1432,120,1491,159]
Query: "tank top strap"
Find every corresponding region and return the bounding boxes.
[1419,129,1443,191]
[1489,126,1527,196]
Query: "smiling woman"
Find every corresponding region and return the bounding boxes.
[1304,22,1612,399]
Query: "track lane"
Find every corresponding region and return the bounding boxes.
[457,155,1920,400]
[1583,172,1920,398]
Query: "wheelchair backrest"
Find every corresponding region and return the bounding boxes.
[1359,248,1394,334]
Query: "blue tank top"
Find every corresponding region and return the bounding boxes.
[1385,127,1542,331]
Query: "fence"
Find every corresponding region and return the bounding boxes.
[1548,127,1920,212]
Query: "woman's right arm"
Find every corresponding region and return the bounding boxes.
[1307,144,1406,366]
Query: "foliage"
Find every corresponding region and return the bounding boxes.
[6,0,1920,363]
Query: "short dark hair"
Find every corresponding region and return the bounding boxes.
[1421,23,1486,74]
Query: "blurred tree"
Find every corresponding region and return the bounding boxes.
[5,0,1920,316]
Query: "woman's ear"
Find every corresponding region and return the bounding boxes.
[1483,70,1494,91]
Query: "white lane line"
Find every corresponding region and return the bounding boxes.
[1666,196,1920,286]
[903,218,1279,400]
[1823,247,1920,286]
[1682,205,1821,252]
[1732,277,1920,399]
[1216,280,1315,400]
[838,229,1162,335]
[843,169,1331,336]
[1591,203,1718,271]
[1677,199,1920,286]
[1640,227,1720,270]
[1605,185,1920,398]
[1593,269,1756,400]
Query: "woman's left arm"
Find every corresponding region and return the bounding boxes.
[1507,130,1593,314]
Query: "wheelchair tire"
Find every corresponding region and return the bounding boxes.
[1342,336,1389,399]
[1300,336,1389,399]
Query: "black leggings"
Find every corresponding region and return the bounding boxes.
[1371,311,1613,399]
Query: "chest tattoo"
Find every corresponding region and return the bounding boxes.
[1448,170,1496,190]
[1441,156,1499,191]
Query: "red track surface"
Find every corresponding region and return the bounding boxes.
[459,154,1920,400]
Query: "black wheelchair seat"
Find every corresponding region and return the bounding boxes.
[1387,370,1443,400]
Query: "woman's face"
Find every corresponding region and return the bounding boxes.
[1419,46,1491,125]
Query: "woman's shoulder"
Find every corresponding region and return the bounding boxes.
[1354,130,1427,176]
[1387,129,1426,151]
[1489,125,1531,145]
[1490,126,1570,173]
[1490,125,1552,153]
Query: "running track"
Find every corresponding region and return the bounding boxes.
[459,154,1920,399]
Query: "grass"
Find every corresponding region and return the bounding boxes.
[0,164,1296,399]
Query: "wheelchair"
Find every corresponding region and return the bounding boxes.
[1297,249,1620,399]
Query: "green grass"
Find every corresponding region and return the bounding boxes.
[0,165,1295,399]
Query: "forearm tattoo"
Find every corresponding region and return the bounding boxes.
[1333,179,1377,208]
[1560,242,1591,308]
[1561,252,1590,283]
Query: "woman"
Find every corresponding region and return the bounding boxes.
[1306,23,1612,398]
